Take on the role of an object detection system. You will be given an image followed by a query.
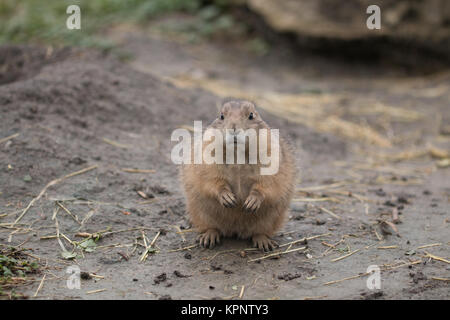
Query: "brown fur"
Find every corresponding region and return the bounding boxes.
[180,99,296,251]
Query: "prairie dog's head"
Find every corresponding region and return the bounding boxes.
[210,99,268,145]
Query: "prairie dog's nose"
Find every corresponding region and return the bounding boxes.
[230,128,244,135]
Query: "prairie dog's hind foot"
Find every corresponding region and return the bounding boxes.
[252,234,278,252]
[198,229,221,249]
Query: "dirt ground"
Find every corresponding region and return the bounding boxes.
[0,25,449,299]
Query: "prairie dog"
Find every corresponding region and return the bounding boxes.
[180,99,296,251]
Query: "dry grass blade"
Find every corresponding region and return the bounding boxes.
[296,182,347,192]
[327,189,371,203]
[385,260,422,270]
[319,207,341,220]
[34,274,46,297]
[416,243,441,249]
[12,165,98,226]
[324,260,422,285]
[102,138,128,149]
[86,289,106,294]
[0,133,19,144]
[302,295,328,300]
[55,218,70,254]
[239,285,245,299]
[167,244,198,253]
[101,227,152,238]
[173,225,186,242]
[431,277,450,281]
[248,246,306,263]
[81,209,95,225]
[278,233,331,248]
[140,231,161,262]
[149,231,160,247]
[56,201,81,225]
[424,251,450,264]
[122,168,155,173]
[178,125,195,132]
[374,228,384,241]
[51,206,59,220]
[331,249,361,262]
[74,227,110,240]
[60,233,74,246]
[324,272,370,285]
[176,229,195,234]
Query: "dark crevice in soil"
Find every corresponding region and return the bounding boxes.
[0,46,72,86]
[226,4,450,76]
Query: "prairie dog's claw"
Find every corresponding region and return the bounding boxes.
[252,234,278,252]
[197,229,221,249]
[243,194,262,213]
[219,190,237,208]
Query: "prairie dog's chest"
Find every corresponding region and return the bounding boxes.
[221,165,259,200]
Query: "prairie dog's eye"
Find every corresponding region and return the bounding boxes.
[220,114,224,120]
[248,112,254,120]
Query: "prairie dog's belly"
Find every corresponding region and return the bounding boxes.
[221,164,259,203]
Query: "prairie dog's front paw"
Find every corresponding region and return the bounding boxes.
[243,193,263,213]
[218,189,237,208]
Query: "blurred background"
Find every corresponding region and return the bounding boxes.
[1,0,449,65]
[2,0,448,157]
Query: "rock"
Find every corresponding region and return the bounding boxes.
[290,203,307,212]
[241,0,450,52]
[440,125,450,136]
[154,273,167,284]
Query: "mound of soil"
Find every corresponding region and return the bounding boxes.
[0,46,70,85]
